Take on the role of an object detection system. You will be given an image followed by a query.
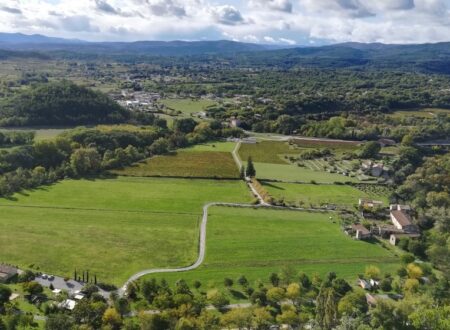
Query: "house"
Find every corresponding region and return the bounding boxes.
[378,138,396,147]
[230,118,242,128]
[390,233,421,246]
[366,293,389,306]
[371,164,384,177]
[0,264,18,283]
[59,299,77,311]
[390,204,411,211]
[358,279,371,290]
[351,224,372,240]
[390,209,415,232]
[359,198,383,208]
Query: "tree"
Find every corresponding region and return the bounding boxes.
[365,265,381,280]
[237,275,248,288]
[224,278,233,288]
[221,308,252,330]
[406,263,423,279]
[70,147,101,175]
[174,118,197,134]
[316,286,338,329]
[149,138,169,155]
[45,314,75,330]
[239,166,245,179]
[252,307,273,330]
[207,290,229,310]
[0,285,12,306]
[22,281,43,295]
[269,273,280,287]
[102,308,123,330]
[338,290,368,316]
[359,141,381,158]
[245,157,256,177]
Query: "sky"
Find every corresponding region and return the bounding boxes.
[0,0,449,45]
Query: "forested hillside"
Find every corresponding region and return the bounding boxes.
[0,81,129,126]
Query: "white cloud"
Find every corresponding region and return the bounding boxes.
[212,5,246,25]
[0,0,448,44]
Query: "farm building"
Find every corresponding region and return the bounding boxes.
[390,233,421,246]
[378,138,396,147]
[0,264,18,283]
[59,299,77,310]
[358,279,371,290]
[351,224,372,240]
[358,198,383,208]
[366,293,389,306]
[390,210,415,232]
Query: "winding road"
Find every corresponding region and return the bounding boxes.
[119,202,264,295]
[118,141,332,296]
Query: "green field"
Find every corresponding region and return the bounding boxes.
[239,141,300,164]
[0,177,252,284]
[156,207,400,289]
[389,108,450,119]
[251,162,361,183]
[263,182,388,206]
[0,127,69,141]
[183,141,237,153]
[112,151,239,178]
[160,98,217,114]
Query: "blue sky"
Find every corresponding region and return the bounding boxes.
[0,0,449,44]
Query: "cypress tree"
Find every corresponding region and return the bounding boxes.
[246,157,256,177]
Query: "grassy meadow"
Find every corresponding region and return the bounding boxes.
[389,108,450,119]
[112,151,239,178]
[250,162,361,183]
[239,141,300,164]
[160,98,217,114]
[0,177,252,284]
[263,182,389,206]
[156,207,400,290]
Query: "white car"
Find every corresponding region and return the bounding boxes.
[41,274,48,279]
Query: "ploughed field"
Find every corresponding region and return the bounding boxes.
[0,177,252,285]
[155,207,400,289]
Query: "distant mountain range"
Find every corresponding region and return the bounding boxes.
[1,32,450,74]
[0,32,285,56]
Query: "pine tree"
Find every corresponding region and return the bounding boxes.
[240,165,245,179]
[246,157,256,177]
[74,269,77,281]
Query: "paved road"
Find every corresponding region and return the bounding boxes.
[119,202,264,295]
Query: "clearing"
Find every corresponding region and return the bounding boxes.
[160,98,217,115]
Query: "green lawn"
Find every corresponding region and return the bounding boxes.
[252,162,361,183]
[0,177,252,285]
[263,182,388,207]
[160,98,217,114]
[112,151,239,179]
[155,207,400,289]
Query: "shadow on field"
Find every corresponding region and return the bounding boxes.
[229,289,247,300]
[261,181,285,190]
